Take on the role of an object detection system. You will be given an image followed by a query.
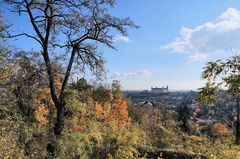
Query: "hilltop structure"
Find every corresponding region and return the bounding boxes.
[151,86,169,94]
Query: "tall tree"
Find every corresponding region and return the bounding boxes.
[178,101,191,132]
[4,0,137,155]
[112,80,123,99]
[197,56,240,144]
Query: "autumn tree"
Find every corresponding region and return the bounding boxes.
[94,81,130,126]
[108,97,130,126]
[4,0,137,155]
[110,80,130,125]
[197,55,240,144]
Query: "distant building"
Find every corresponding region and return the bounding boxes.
[151,86,169,94]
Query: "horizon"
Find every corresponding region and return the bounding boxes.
[123,89,198,92]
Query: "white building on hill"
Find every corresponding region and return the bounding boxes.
[151,86,168,94]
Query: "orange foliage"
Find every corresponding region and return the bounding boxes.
[213,122,229,135]
[95,98,130,126]
[35,73,62,124]
[35,104,49,124]
[192,123,203,134]
[108,98,130,125]
[95,102,110,119]
[38,74,62,106]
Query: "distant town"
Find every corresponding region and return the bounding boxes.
[124,86,238,128]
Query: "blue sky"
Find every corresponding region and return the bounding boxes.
[104,0,240,90]
[3,0,240,90]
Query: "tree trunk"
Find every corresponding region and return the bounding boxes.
[46,100,65,158]
[236,96,240,144]
[54,100,66,135]
[45,48,75,158]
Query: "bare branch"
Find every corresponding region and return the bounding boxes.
[4,32,42,45]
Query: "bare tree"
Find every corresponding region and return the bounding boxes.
[4,0,137,155]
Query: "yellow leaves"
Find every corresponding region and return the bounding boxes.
[95,101,110,119]
[0,68,11,85]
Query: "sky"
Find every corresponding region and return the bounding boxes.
[3,0,240,90]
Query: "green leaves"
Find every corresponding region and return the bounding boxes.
[198,55,240,105]
[202,60,223,79]
[196,81,219,105]
[112,80,124,99]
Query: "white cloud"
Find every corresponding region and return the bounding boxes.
[188,53,207,63]
[114,35,130,42]
[109,69,152,79]
[162,8,240,62]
